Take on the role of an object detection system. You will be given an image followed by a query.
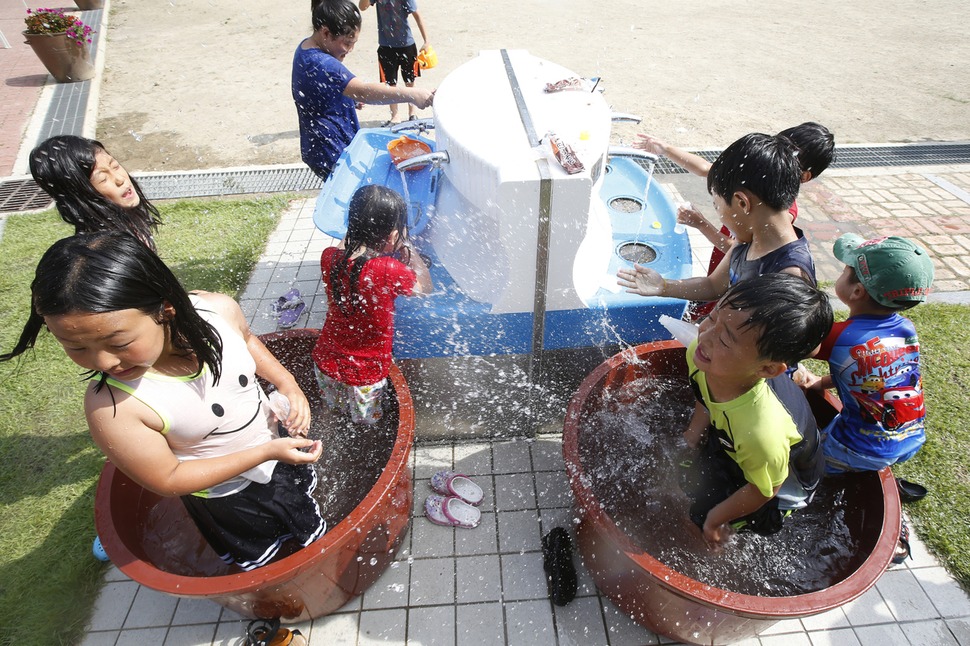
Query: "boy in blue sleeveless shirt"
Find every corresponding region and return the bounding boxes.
[801,234,934,474]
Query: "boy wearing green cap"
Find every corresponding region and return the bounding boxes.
[801,234,935,474]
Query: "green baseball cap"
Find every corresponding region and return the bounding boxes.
[833,233,934,308]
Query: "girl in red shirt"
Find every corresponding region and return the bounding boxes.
[312,185,432,423]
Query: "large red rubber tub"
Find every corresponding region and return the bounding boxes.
[562,340,901,645]
[94,328,414,620]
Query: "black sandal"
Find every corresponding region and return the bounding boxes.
[891,519,912,565]
[245,618,280,646]
[542,527,578,606]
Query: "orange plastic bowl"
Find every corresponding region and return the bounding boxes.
[388,136,432,170]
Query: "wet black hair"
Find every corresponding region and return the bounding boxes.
[312,0,361,37]
[777,122,836,180]
[707,133,801,213]
[329,184,409,315]
[0,232,223,387]
[29,135,161,251]
[717,273,833,367]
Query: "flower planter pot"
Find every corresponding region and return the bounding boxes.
[23,31,94,83]
[74,0,105,8]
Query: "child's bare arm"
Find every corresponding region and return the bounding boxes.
[200,291,311,435]
[684,402,710,449]
[617,256,730,302]
[634,134,712,177]
[407,246,433,295]
[678,204,733,253]
[410,10,429,49]
[344,77,434,108]
[702,483,778,545]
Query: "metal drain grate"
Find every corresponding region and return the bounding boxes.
[0,179,52,213]
[646,142,970,175]
[135,166,323,200]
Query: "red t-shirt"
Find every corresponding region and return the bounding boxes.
[312,247,416,385]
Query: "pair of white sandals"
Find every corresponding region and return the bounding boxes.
[424,470,484,529]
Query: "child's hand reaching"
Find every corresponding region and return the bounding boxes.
[677,203,708,230]
[271,387,312,437]
[632,134,666,157]
[270,437,323,464]
[702,517,734,549]
[617,263,666,297]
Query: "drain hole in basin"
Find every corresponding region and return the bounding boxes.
[609,196,643,213]
[618,242,657,264]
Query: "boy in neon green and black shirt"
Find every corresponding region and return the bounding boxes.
[679,273,832,546]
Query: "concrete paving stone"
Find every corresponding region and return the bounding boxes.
[504,599,556,646]
[410,513,456,559]
[454,511,499,556]
[943,256,970,275]
[500,551,548,601]
[116,627,169,645]
[456,554,503,603]
[453,441,493,475]
[899,619,961,646]
[309,611,359,645]
[358,608,407,643]
[78,631,121,646]
[760,618,809,635]
[530,436,566,472]
[124,586,179,628]
[409,556,456,606]
[212,619,250,646]
[876,568,940,622]
[171,597,224,625]
[456,602,507,646]
[534,470,572,509]
[413,444,454,479]
[494,472,537,511]
[599,598,661,645]
[923,234,958,245]
[801,607,853,631]
[953,234,970,250]
[930,244,967,255]
[361,556,410,609]
[87,580,139,631]
[408,604,457,646]
[554,595,609,645]
[915,566,970,618]
[497,509,542,553]
[761,632,813,645]
[164,623,219,645]
[947,617,970,645]
[852,622,909,646]
[842,585,895,626]
[808,628,864,646]
[934,280,970,291]
[491,439,534,474]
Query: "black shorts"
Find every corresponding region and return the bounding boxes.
[679,432,786,536]
[378,44,419,85]
[181,461,326,570]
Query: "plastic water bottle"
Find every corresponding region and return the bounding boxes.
[268,391,290,424]
[659,314,699,347]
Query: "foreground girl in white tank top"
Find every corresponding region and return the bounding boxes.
[2,232,326,571]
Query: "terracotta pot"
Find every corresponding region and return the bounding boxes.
[94,329,416,620]
[562,340,901,645]
[74,0,105,8]
[23,31,94,83]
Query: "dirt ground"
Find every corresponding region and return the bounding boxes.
[96,0,970,172]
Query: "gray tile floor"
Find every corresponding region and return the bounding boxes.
[81,196,970,646]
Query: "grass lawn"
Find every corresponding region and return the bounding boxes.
[0,195,287,646]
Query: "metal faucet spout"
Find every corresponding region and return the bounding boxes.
[396,150,450,172]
